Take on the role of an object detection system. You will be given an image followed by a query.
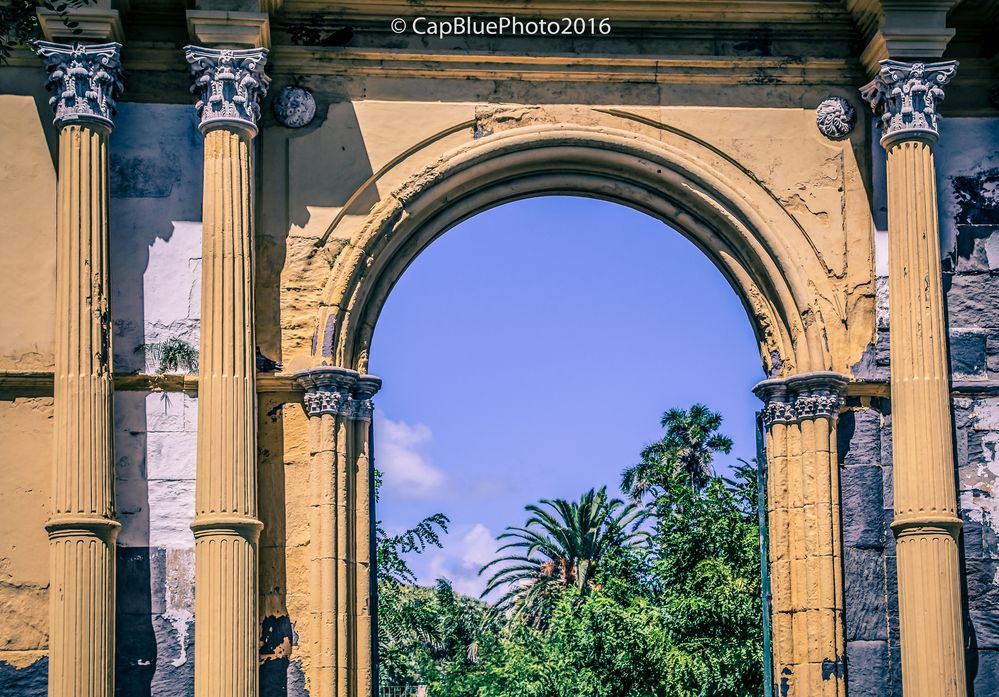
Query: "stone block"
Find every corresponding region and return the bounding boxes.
[838,409,882,467]
[967,559,999,649]
[845,641,889,697]
[988,331,999,377]
[0,657,47,697]
[146,429,197,481]
[843,547,888,641]
[840,466,886,549]
[147,479,196,550]
[950,329,988,378]
[974,649,999,697]
[149,613,195,696]
[146,391,186,432]
[946,271,999,330]
[954,225,999,274]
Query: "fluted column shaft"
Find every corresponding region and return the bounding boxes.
[885,135,966,697]
[297,368,381,697]
[192,127,262,697]
[36,41,124,697]
[48,119,119,697]
[863,59,966,697]
[755,374,847,697]
[185,45,269,697]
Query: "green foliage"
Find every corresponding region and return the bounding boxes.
[0,1,94,64]
[479,487,647,628]
[621,403,734,497]
[376,404,763,696]
[137,337,199,374]
[377,511,450,586]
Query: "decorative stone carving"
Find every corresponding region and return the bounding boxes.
[794,393,843,420]
[296,367,382,420]
[273,86,316,128]
[303,388,350,417]
[35,41,123,130]
[815,97,856,139]
[184,46,270,135]
[861,59,958,146]
[755,372,847,427]
[761,400,797,427]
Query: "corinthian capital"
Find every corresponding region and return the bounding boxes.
[861,59,958,147]
[184,46,269,136]
[35,41,123,131]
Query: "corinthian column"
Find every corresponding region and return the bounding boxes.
[754,373,848,697]
[35,41,123,697]
[862,60,966,697]
[296,367,382,697]
[185,45,269,697]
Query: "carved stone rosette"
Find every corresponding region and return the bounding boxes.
[35,41,123,130]
[815,96,856,139]
[184,46,270,136]
[861,59,958,147]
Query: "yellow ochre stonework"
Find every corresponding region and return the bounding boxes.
[0,2,997,697]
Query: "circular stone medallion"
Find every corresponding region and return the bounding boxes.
[273,86,317,128]
[815,97,857,139]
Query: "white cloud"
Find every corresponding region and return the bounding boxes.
[375,411,446,499]
[461,523,498,568]
[416,523,498,599]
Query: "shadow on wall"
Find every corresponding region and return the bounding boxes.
[285,101,377,232]
[110,102,204,697]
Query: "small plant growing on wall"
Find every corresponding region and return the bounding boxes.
[136,338,199,374]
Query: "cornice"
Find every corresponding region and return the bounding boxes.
[282,0,852,24]
[264,46,861,84]
[0,371,300,396]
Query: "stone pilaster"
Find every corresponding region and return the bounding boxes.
[755,372,848,697]
[862,59,966,697]
[185,44,268,697]
[35,41,123,697]
[296,367,382,697]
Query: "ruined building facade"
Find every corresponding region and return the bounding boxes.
[1,1,998,696]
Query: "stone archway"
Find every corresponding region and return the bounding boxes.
[292,118,865,697]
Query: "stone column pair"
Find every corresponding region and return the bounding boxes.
[755,373,848,697]
[36,38,271,697]
[296,368,381,697]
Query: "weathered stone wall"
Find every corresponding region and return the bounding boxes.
[0,66,57,697]
[940,118,999,696]
[838,398,900,696]
[109,103,202,697]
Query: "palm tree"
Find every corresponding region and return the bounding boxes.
[479,487,647,627]
[621,403,733,498]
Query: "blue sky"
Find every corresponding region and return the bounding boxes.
[369,196,764,597]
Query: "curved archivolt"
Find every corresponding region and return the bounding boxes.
[310,118,864,377]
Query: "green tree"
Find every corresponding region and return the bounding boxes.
[621,403,733,497]
[645,462,764,696]
[479,487,647,627]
